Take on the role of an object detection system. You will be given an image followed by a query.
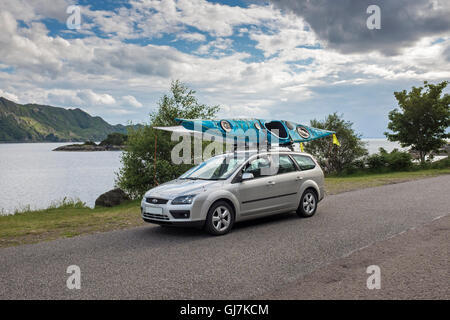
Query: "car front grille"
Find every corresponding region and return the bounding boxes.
[145,197,169,204]
[142,212,170,220]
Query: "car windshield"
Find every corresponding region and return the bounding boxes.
[180,154,247,180]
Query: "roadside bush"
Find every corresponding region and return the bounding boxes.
[367,148,412,172]
[366,153,388,171]
[383,148,412,171]
[341,159,366,175]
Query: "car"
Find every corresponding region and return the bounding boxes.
[141,149,325,235]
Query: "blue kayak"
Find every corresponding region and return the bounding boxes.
[175,118,335,146]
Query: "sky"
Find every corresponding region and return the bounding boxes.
[0,0,449,137]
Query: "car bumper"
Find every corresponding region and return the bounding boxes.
[141,199,205,227]
[142,218,205,228]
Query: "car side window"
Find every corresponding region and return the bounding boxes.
[276,155,296,174]
[292,155,316,170]
[243,156,273,178]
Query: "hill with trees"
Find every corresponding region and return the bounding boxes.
[0,97,131,142]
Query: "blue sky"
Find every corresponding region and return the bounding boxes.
[0,0,449,137]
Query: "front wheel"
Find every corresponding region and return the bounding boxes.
[204,201,234,236]
[297,189,318,217]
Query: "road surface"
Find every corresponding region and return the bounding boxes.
[0,175,449,299]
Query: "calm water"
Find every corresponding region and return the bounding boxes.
[362,138,407,154]
[0,139,403,214]
[0,143,122,214]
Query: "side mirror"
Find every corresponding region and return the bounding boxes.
[242,172,254,181]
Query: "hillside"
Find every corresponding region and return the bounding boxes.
[0,97,130,142]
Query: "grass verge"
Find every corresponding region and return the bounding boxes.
[0,199,142,248]
[0,168,449,248]
[325,168,450,195]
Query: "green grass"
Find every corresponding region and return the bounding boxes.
[325,168,450,195]
[0,199,142,248]
[0,167,449,248]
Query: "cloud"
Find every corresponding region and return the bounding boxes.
[0,0,449,137]
[176,32,206,42]
[77,90,116,105]
[0,0,72,23]
[122,95,143,108]
[0,89,19,102]
[270,0,450,55]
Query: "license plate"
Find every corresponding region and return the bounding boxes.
[146,206,163,214]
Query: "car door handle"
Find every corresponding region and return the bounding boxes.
[267,181,276,185]
[296,176,303,181]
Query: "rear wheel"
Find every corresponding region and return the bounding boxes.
[297,189,318,217]
[204,201,234,235]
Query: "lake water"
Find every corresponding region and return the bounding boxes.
[0,139,404,214]
[0,143,122,214]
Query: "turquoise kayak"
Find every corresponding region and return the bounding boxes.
[175,118,334,146]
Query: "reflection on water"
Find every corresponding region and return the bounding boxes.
[0,139,404,214]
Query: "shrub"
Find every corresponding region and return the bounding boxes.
[367,148,412,172]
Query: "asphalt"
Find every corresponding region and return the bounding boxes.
[257,215,449,299]
[0,175,449,299]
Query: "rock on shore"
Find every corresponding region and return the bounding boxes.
[95,188,130,207]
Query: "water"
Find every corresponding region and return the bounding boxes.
[0,139,404,214]
[0,143,122,214]
[362,138,406,154]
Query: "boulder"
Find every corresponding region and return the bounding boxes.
[95,188,130,207]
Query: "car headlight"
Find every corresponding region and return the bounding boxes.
[171,195,196,205]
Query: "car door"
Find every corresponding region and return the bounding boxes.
[269,154,301,211]
[238,155,280,216]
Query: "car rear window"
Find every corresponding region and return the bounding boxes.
[291,155,316,170]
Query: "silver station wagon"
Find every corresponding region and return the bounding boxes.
[141,150,325,235]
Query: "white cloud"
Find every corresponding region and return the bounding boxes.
[77,90,116,105]
[175,32,206,42]
[0,0,449,136]
[122,95,143,108]
[0,89,19,102]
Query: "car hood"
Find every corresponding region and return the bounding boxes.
[144,179,224,199]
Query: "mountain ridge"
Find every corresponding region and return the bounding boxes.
[0,97,133,142]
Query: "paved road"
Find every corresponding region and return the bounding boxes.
[1,176,449,299]
[257,215,449,299]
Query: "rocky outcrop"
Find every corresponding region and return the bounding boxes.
[95,188,130,207]
[53,144,125,151]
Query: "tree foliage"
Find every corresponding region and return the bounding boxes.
[116,80,220,198]
[304,113,368,174]
[366,148,412,172]
[385,81,450,163]
[99,132,128,146]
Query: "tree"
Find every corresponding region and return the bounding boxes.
[99,132,128,146]
[385,81,450,163]
[116,80,220,198]
[304,113,368,174]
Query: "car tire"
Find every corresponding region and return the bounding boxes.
[297,189,318,218]
[204,201,235,236]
